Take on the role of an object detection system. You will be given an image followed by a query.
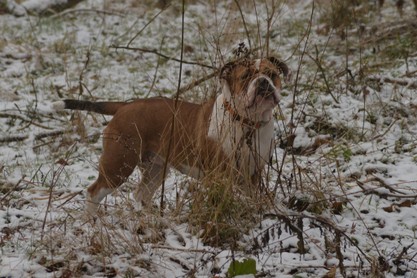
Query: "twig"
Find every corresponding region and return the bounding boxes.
[174,46,263,97]
[35,129,69,140]
[267,203,373,264]
[50,8,126,19]
[402,69,417,77]
[151,244,216,254]
[169,257,191,271]
[145,37,166,98]
[367,76,417,89]
[78,49,91,96]
[0,176,26,203]
[252,0,261,53]
[288,1,315,190]
[393,243,414,265]
[308,49,340,104]
[126,8,167,47]
[110,45,214,69]
[356,180,417,198]
[0,135,28,143]
[41,164,66,240]
[370,118,398,141]
[57,190,84,208]
[33,190,83,201]
[0,112,53,130]
[311,214,371,262]
[369,175,408,194]
[0,129,69,144]
[264,1,277,56]
[177,71,218,96]
[335,230,347,278]
[332,166,382,259]
[361,19,417,46]
[296,217,306,254]
[233,0,252,50]
[160,0,186,216]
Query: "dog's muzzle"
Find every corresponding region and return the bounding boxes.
[246,76,280,108]
[254,78,279,104]
[255,78,275,96]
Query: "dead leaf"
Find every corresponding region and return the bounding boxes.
[382,204,400,213]
[331,201,344,215]
[398,200,415,207]
[323,266,337,278]
[56,158,69,166]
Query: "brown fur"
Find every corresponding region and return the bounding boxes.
[84,98,226,210]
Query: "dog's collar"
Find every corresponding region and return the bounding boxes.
[223,100,267,129]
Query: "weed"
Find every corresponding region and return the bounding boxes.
[2,1,417,277]
[186,169,264,246]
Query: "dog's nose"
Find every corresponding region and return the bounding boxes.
[255,78,275,97]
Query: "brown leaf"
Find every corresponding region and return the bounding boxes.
[382,204,400,213]
[56,158,69,166]
[323,266,337,278]
[398,200,415,208]
[60,269,72,278]
[350,222,356,233]
[331,201,344,215]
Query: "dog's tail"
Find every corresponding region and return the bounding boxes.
[53,99,127,115]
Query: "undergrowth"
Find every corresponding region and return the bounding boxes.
[1,0,417,277]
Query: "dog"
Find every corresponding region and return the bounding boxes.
[54,57,291,214]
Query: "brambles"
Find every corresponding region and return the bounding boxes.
[2,0,417,277]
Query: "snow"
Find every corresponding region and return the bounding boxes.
[1,0,417,277]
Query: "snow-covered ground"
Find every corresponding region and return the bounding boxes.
[1,0,417,277]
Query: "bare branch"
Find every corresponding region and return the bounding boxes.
[110,44,214,69]
[0,129,69,144]
[367,76,417,89]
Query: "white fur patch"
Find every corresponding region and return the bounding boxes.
[35,101,66,114]
[254,59,261,70]
[86,186,113,214]
[208,89,275,177]
[52,101,66,111]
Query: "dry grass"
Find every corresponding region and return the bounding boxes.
[186,171,267,246]
[2,0,417,277]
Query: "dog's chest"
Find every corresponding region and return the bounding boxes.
[208,95,274,176]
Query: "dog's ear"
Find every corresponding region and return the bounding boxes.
[220,61,236,81]
[268,57,292,83]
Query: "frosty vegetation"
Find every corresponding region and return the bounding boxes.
[1,0,417,277]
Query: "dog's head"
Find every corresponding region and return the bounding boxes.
[220,57,291,122]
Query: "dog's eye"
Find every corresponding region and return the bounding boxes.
[240,71,251,81]
[266,70,279,80]
[270,73,278,80]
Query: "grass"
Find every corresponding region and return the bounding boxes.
[187,172,264,246]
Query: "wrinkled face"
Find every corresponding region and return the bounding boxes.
[221,57,287,122]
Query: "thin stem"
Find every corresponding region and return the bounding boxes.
[160,0,186,216]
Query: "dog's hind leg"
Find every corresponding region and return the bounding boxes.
[134,154,167,208]
[86,132,139,215]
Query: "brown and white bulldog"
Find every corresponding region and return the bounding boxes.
[54,57,291,214]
